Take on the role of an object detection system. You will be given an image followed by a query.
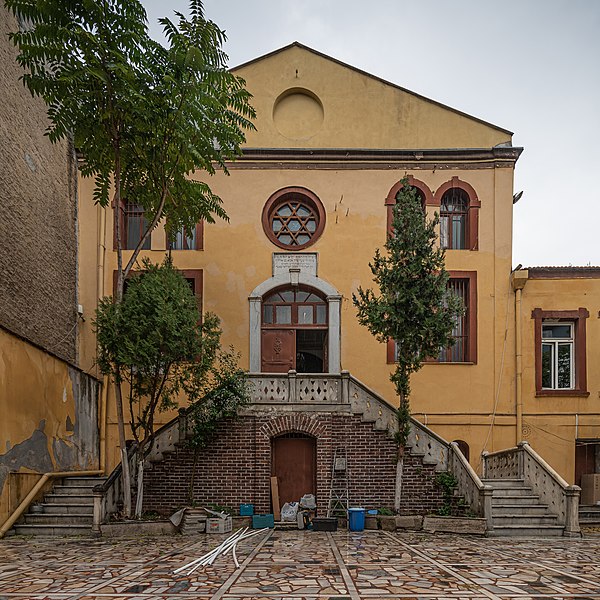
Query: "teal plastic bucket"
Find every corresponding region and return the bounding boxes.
[348,507,366,531]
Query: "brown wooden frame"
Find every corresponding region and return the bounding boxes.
[168,221,204,251]
[113,201,151,251]
[112,268,203,314]
[262,186,326,250]
[386,270,477,364]
[531,308,589,397]
[433,177,480,251]
[261,286,328,330]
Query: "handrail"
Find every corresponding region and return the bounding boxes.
[482,445,519,460]
[521,442,569,489]
[450,442,484,490]
[93,443,138,494]
[347,374,452,448]
[0,470,103,539]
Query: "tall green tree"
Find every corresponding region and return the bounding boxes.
[95,258,249,517]
[5,0,255,516]
[353,178,462,512]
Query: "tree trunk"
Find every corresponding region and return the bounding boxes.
[135,456,144,518]
[114,378,132,518]
[394,444,405,513]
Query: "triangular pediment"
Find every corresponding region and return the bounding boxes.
[233,42,512,150]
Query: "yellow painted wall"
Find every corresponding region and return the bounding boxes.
[234,44,512,150]
[0,329,99,524]
[77,44,524,477]
[519,275,600,483]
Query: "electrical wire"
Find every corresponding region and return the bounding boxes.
[478,272,512,468]
[47,319,80,354]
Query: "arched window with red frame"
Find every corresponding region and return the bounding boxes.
[385,176,434,235]
[434,177,480,251]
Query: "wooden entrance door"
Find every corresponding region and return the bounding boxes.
[271,435,316,509]
[261,329,295,372]
[575,441,600,486]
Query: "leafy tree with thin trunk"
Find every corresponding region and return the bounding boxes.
[353,178,462,512]
[6,0,255,516]
[95,258,249,518]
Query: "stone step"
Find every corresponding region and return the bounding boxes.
[482,478,525,488]
[491,496,541,507]
[52,485,98,495]
[24,513,93,525]
[60,477,106,487]
[35,503,93,515]
[491,488,536,497]
[579,508,600,516]
[580,517,600,525]
[488,525,564,537]
[44,494,94,505]
[492,504,550,516]
[12,523,94,537]
[492,514,559,527]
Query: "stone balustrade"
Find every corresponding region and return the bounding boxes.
[482,441,580,536]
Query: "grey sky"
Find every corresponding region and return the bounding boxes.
[143,0,600,267]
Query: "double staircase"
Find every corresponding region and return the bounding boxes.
[12,476,105,537]
[483,477,564,537]
[7,372,580,537]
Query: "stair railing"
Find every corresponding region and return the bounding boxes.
[482,441,581,536]
[92,446,137,532]
[449,443,493,529]
[0,470,103,538]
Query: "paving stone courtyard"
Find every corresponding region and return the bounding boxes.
[1,529,600,599]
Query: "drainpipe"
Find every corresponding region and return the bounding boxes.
[511,269,529,446]
[97,203,108,472]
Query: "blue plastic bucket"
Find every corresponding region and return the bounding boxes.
[348,507,366,531]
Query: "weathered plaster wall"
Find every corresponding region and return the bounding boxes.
[0,7,78,364]
[0,329,100,524]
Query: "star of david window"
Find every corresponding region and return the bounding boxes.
[262,187,326,250]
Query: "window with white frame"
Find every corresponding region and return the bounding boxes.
[541,322,574,390]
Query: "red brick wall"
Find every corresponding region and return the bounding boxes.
[143,412,447,516]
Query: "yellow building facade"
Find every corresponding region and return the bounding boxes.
[76,43,599,493]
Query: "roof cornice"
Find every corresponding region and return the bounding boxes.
[238,147,523,163]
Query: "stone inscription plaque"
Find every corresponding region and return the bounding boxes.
[273,252,318,277]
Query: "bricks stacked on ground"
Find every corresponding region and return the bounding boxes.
[142,413,447,516]
[12,476,106,536]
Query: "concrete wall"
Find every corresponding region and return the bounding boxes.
[0,328,100,524]
[0,7,100,526]
[0,7,79,364]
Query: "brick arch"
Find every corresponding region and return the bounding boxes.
[385,175,434,207]
[433,176,480,208]
[258,414,327,440]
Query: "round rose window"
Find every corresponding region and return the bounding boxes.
[262,187,326,250]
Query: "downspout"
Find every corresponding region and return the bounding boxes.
[511,269,529,445]
[97,203,108,472]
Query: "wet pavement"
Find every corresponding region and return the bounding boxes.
[1,529,599,599]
